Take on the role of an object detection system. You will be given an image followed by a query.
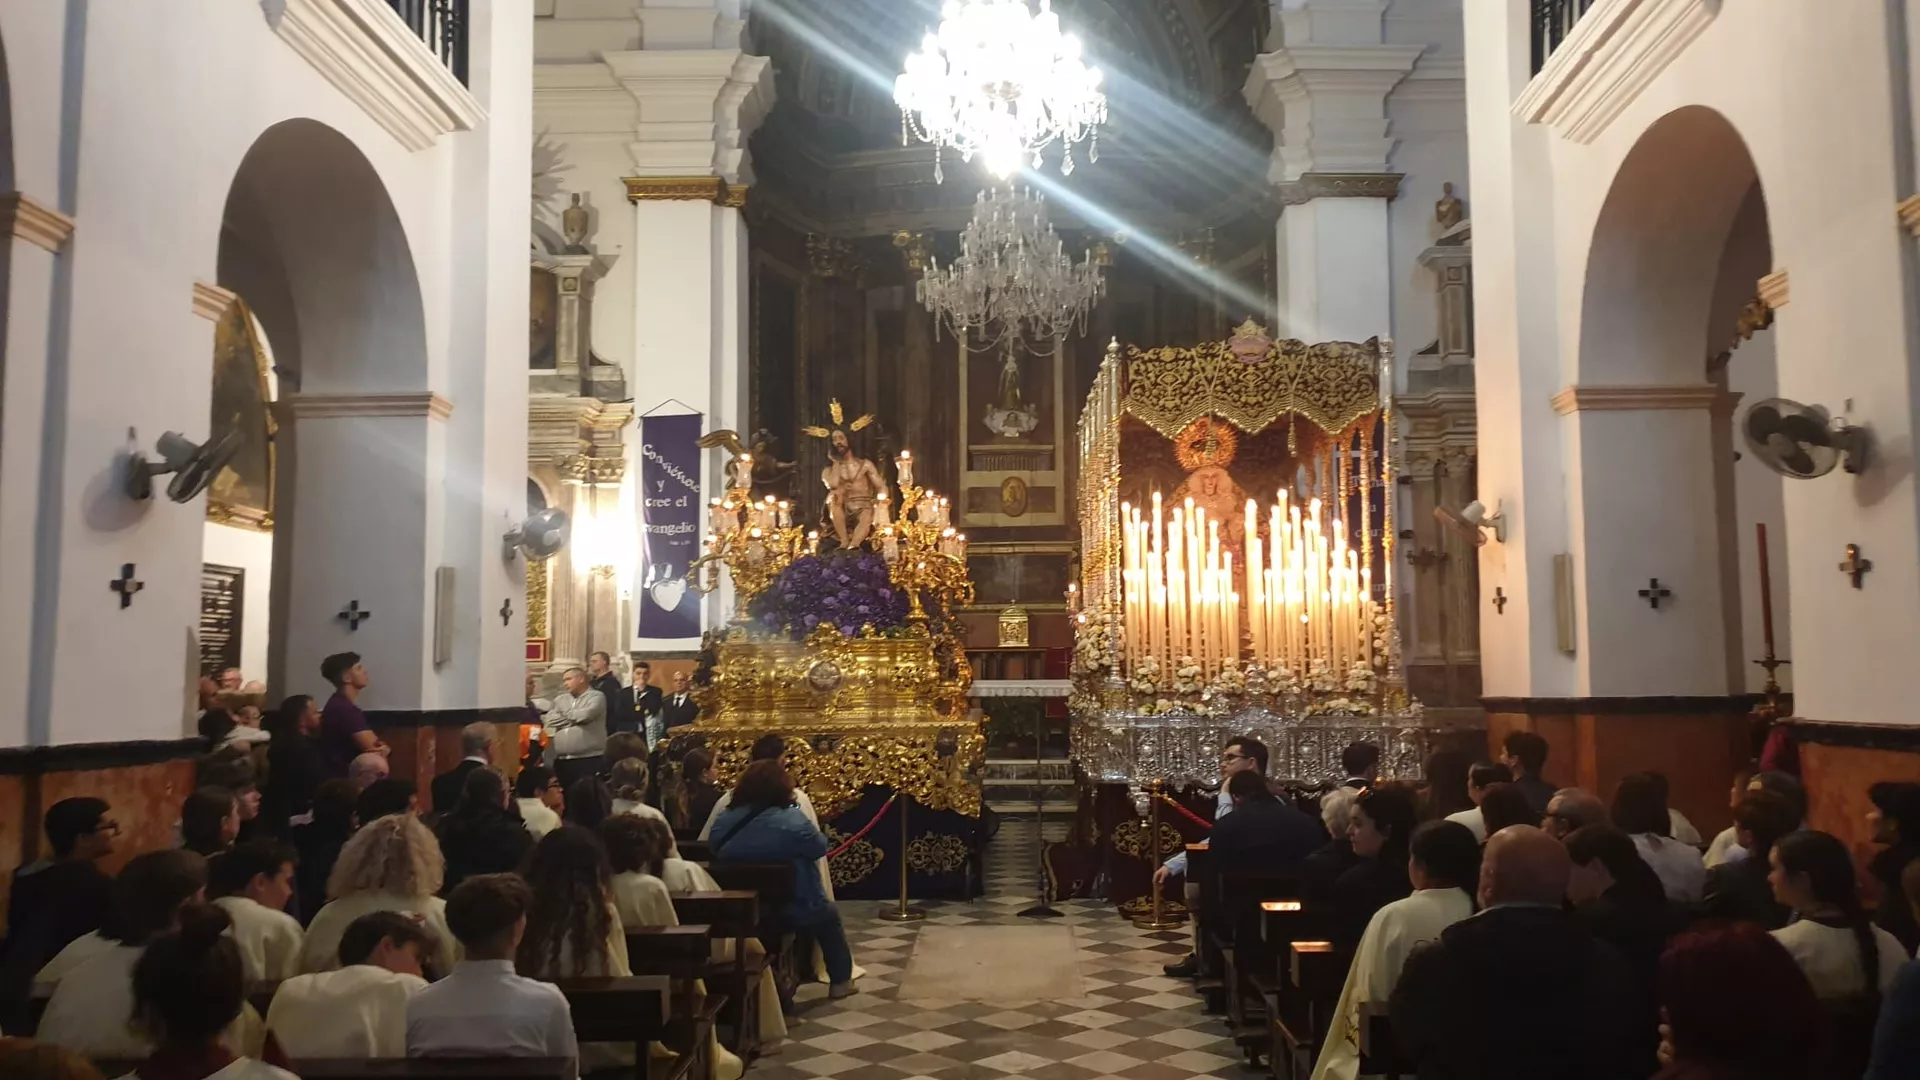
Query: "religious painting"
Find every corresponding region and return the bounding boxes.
[206,300,275,532]
[530,267,558,369]
[965,545,1073,610]
[959,338,1067,527]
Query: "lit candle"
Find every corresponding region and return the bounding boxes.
[807,530,820,555]
[896,449,914,488]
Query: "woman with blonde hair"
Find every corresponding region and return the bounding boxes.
[298,814,456,975]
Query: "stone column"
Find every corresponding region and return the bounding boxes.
[0,194,74,746]
[606,2,773,643]
[1243,4,1422,342]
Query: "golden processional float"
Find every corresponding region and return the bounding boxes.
[683,402,983,908]
[1070,321,1461,798]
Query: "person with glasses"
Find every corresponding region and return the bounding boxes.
[0,798,120,999]
[1160,737,1269,978]
[514,765,566,840]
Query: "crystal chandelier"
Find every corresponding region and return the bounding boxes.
[917,186,1106,349]
[895,0,1108,183]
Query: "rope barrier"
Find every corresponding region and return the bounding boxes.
[826,793,898,857]
[1154,791,1215,830]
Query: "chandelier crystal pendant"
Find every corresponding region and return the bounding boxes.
[917,186,1106,349]
[895,0,1108,183]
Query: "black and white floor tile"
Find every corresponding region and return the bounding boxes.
[749,819,1246,1080]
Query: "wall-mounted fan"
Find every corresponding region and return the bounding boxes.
[1742,398,1868,478]
[503,508,570,561]
[124,430,241,503]
[1434,499,1505,545]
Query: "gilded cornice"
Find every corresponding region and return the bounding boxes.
[1900,194,1920,237]
[1,192,75,252]
[1757,269,1789,310]
[624,176,742,206]
[1278,172,1404,206]
[192,281,239,322]
[286,392,453,420]
[556,452,627,484]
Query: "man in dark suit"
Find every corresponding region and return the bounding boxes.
[1208,768,1325,872]
[630,661,664,744]
[588,651,634,735]
[1391,826,1639,1080]
[660,670,698,732]
[430,722,493,814]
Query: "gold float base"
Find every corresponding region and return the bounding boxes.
[1131,915,1188,930]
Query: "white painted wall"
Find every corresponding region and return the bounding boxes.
[201,524,273,684]
[1465,0,1918,722]
[0,0,535,746]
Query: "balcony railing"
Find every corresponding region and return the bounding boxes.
[387,0,469,85]
[1531,0,1597,74]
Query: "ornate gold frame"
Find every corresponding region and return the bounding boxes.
[206,299,276,533]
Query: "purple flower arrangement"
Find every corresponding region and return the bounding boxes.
[748,549,912,640]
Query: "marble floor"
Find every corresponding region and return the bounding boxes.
[758,819,1246,1080]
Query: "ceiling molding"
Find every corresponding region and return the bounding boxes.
[1513,0,1721,145]
[262,0,486,152]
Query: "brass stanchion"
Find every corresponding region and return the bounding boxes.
[1133,778,1185,930]
[878,792,926,922]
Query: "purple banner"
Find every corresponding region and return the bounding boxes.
[636,412,704,640]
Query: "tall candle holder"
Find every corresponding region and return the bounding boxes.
[689,482,808,625]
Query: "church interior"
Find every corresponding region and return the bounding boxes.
[4,0,1920,1078]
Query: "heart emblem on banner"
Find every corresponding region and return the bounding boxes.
[649,577,688,611]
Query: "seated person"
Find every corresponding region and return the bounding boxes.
[1331,785,1419,947]
[599,816,678,929]
[290,780,358,925]
[515,765,566,840]
[610,757,671,827]
[300,814,457,976]
[406,873,578,1076]
[679,750,724,835]
[1700,789,1798,929]
[435,766,534,895]
[181,787,242,858]
[355,778,418,823]
[196,748,265,844]
[1443,764,1511,842]
[1612,772,1705,904]
[38,851,264,1061]
[1311,821,1480,1080]
[709,759,856,999]
[1,798,117,990]
[1208,767,1323,874]
[265,911,433,1059]
[207,840,305,982]
[127,909,295,1080]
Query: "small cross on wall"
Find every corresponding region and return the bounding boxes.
[1838,544,1873,589]
[337,600,372,630]
[499,598,514,626]
[1639,578,1672,610]
[1491,586,1508,614]
[109,563,144,609]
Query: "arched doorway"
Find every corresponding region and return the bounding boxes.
[212,118,431,704]
[1572,104,1783,695]
[1572,105,1781,697]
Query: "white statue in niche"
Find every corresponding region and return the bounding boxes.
[983,344,1041,440]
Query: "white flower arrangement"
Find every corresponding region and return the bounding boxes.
[1345,660,1376,693]
[1320,696,1374,716]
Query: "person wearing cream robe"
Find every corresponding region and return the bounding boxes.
[612,868,787,1047]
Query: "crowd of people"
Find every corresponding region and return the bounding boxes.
[0,653,848,1080]
[1160,731,1920,1080]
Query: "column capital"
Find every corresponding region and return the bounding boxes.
[604,48,775,184]
[1242,43,1423,183]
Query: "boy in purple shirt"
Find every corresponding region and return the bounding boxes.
[318,652,387,777]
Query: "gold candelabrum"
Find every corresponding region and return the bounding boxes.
[878,457,976,622]
[689,485,809,624]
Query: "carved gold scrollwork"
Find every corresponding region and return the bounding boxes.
[1122,336,1382,440]
[905,834,970,875]
[1109,820,1184,860]
[525,557,549,639]
[824,826,883,888]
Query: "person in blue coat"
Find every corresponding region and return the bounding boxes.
[708,759,855,998]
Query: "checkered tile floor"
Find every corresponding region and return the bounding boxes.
[751,819,1246,1080]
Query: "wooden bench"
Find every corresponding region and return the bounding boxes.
[288,1061,575,1080]
[1267,939,1350,1080]
[705,862,800,997]
[554,975,714,1080]
[1357,1001,1411,1080]
[670,891,767,1060]
[1207,871,1300,1060]
[676,840,712,864]
[626,925,717,980]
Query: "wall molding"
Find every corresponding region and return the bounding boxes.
[1789,717,1920,753]
[1551,383,1725,415]
[192,281,240,322]
[0,737,207,776]
[1757,269,1789,309]
[1483,694,1771,716]
[285,391,454,421]
[1276,172,1404,206]
[0,192,76,253]
[1899,195,1920,237]
[261,0,485,153]
[1513,0,1721,145]
[623,176,743,205]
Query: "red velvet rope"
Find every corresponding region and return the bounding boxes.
[1155,792,1215,830]
[826,793,899,857]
